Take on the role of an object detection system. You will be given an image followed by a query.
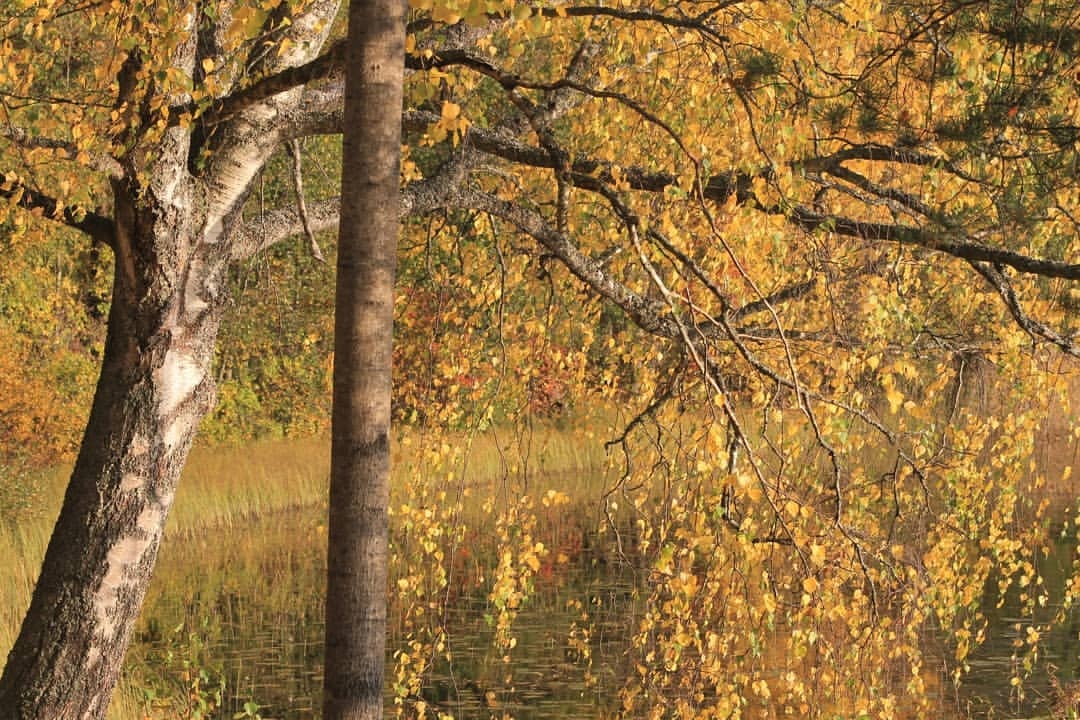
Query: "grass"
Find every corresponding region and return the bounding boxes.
[0,411,618,718]
[0,388,1076,718]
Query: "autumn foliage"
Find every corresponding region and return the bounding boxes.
[0,0,1076,716]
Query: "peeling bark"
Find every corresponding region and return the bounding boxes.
[0,182,224,717]
[0,2,345,715]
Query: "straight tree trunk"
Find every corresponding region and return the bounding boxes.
[323,0,405,718]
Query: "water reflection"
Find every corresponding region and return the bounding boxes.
[956,534,1080,718]
[127,507,1079,719]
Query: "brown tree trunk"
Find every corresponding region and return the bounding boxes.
[0,180,224,719]
[323,0,404,718]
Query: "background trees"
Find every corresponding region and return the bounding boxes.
[0,0,1074,717]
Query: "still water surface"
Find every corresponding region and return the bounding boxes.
[128,506,1079,719]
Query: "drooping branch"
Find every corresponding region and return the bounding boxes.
[968,261,1079,356]
[397,35,1080,286]
[801,143,981,183]
[404,3,731,44]
[437,120,1080,279]
[816,164,945,224]
[456,185,683,339]
[788,207,1080,280]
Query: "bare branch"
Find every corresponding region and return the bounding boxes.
[229,145,478,260]
[287,139,324,262]
[230,197,339,261]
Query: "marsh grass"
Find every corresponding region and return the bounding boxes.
[170,411,613,536]
[0,413,618,719]
[166,435,331,535]
[0,394,1074,718]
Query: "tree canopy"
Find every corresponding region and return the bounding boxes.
[0,0,1076,716]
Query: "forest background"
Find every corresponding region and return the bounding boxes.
[0,0,1077,717]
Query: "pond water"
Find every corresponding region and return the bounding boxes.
[128,505,640,719]
[126,505,1080,719]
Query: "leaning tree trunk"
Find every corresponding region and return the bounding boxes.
[0,1,341,715]
[0,173,226,718]
[323,0,405,718]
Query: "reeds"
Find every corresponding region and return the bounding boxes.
[0,414,617,718]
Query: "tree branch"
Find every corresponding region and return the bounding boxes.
[968,261,1079,356]
[457,185,684,339]
[0,126,123,178]
[788,207,1079,280]
[403,110,1080,281]
[540,5,731,43]
[287,139,324,262]
[731,278,820,322]
[229,197,339,261]
[196,39,346,129]
[0,173,114,244]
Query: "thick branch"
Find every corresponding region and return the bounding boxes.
[0,173,114,244]
[229,148,476,260]
[731,278,819,322]
[968,261,1079,356]
[230,197,339,260]
[789,207,1080,280]
[440,116,1077,279]
[196,40,346,129]
[540,5,731,42]
[280,78,345,139]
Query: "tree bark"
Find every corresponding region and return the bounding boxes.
[0,175,225,717]
[323,0,404,718]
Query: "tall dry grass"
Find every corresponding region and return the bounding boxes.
[0,414,616,718]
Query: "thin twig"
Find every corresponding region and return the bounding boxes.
[288,139,324,263]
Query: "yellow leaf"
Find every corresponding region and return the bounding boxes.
[706,423,725,456]
[441,101,461,120]
[886,387,904,414]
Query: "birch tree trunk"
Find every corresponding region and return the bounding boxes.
[0,4,342,715]
[0,161,226,719]
[323,0,405,717]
